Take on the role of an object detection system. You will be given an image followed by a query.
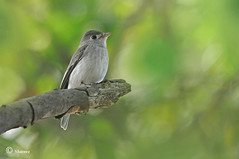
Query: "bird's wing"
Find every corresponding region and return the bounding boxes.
[60,45,88,89]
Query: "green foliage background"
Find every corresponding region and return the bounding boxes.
[0,0,239,158]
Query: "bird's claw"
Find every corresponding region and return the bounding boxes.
[80,82,91,88]
[76,108,89,115]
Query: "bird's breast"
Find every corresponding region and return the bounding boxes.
[68,45,109,88]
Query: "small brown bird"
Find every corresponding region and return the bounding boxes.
[60,30,112,130]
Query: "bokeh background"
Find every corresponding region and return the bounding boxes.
[0,0,239,158]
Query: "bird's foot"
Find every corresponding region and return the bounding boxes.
[100,79,109,83]
[81,82,91,88]
[76,109,89,116]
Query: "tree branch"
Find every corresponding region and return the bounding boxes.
[0,79,131,134]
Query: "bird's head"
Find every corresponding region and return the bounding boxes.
[80,30,112,48]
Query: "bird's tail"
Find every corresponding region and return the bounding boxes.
[60,114,70,130]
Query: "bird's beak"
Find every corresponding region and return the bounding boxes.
[103,32,112,38]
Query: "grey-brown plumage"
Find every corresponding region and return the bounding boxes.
[60,30,111,130]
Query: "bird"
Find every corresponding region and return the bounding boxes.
[59,30,111,130]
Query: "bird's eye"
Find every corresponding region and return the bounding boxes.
[91,35,97,39]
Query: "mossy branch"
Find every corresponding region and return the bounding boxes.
[0,79,131,134]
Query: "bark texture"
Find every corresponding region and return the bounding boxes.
[0,79,131,134]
